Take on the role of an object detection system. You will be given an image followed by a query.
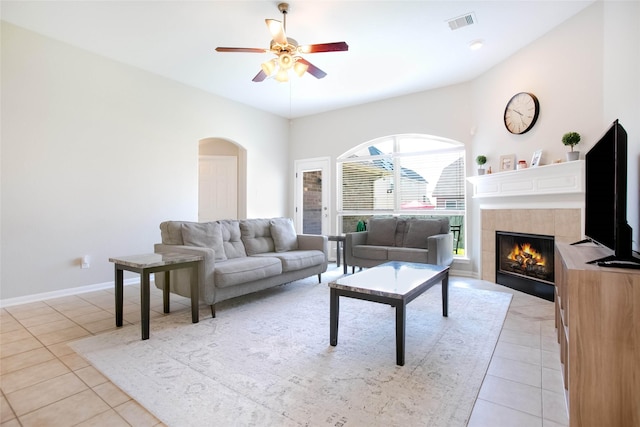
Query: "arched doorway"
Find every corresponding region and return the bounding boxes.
[198,138,247,221]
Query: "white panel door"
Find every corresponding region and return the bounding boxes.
[199,155,237,221]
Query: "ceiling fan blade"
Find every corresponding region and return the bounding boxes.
[299,42,349,54]
[297,58,327,79]
[215,47,268,53]
[265,19,287,45]
[252,69,268,82]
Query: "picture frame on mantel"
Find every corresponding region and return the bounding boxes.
[531,149,543,167]
[499,154,516,172]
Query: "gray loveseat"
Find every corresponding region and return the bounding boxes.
[345,217,453,272]
[154,218,328,317]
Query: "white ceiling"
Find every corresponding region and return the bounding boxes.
[1,1,594,118]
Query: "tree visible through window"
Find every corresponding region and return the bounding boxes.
[337,134,466,255]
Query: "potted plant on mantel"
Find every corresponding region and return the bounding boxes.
[562,132,581,161]
[476,155,487,175]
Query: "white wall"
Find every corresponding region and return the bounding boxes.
[290,2,639,276]
[603,1,640,252]
[1,22,289,301]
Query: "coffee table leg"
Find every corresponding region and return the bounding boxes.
[141,271,150,340]
[442,272,449,317]
[115,266,123,327]
[330,288,339,346]
[396,302,406,366]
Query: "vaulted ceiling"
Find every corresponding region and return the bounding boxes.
[1,1,594,118]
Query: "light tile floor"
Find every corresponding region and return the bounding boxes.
[1,264,568,426]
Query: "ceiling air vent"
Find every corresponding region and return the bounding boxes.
[447,13,476,31]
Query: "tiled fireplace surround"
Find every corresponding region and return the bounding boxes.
[468,161,584,283]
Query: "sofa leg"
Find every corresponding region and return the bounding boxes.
[352,266,355,274]
[317,274,321,283]
[210,305,216,318]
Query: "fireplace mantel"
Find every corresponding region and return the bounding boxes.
[467,160,584,199]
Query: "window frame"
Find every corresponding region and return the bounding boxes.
[336,134,467,256]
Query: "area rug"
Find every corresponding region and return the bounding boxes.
[71,276,512,427]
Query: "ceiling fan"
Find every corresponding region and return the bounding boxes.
[215,2,348,82]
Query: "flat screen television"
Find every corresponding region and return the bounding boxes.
[581,119,639,267]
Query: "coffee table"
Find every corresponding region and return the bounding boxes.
[328,261,449,366]
[109,253,203,340]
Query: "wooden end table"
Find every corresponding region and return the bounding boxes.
[109,253,203,340]
[328,235,347,274]
[328,261,449,366]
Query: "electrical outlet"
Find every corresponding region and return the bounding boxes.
[81,255,90,269]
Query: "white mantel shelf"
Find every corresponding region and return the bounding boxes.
[467,160,584,199]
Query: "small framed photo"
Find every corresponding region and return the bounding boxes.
[499,154,516,172]
[531,149,543,167]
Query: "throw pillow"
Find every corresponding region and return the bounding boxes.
[181,222,227,261]
[270,218,299,252]
[240,219,275,255]
[366,217,398,246]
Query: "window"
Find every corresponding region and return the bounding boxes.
[337,134,466,255]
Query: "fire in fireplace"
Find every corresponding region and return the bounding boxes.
[496,231,555,301]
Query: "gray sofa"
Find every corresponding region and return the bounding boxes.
[154,218,328,317]
[345,217,453,272]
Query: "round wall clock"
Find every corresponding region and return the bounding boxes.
[503,92,540,134]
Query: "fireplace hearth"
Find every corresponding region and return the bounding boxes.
[496,231,555,301]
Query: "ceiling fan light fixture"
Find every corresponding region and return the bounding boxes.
[294,60,308,77]
[278,53,294,69]
[261,59,277,76]
[275,68,289,82]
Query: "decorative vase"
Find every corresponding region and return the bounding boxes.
[478,168,485,175]
[566,151,580,161]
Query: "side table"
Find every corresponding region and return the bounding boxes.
[328,235,347,274]
[109,253,203,340]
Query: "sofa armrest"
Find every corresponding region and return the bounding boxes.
[427,233,454,266]
[154,244,216,304]
[345,232,368,265]
[297,234,329,259]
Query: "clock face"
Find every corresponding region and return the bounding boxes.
[504,92,540,134]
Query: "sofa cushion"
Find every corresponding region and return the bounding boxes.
[213,257,282,288]
[387,247,429,263]
[366,217,398,246]
[270,218,299,252]
[403,219,445,249]
[181,222,226,261]
[395,218,408,247]
[253,250,324,272]
[219,220,247,259]
[240,219,275,255]
[353,245,388,261]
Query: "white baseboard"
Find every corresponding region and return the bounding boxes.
[449,268,478,278]
[0,277,146,308]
